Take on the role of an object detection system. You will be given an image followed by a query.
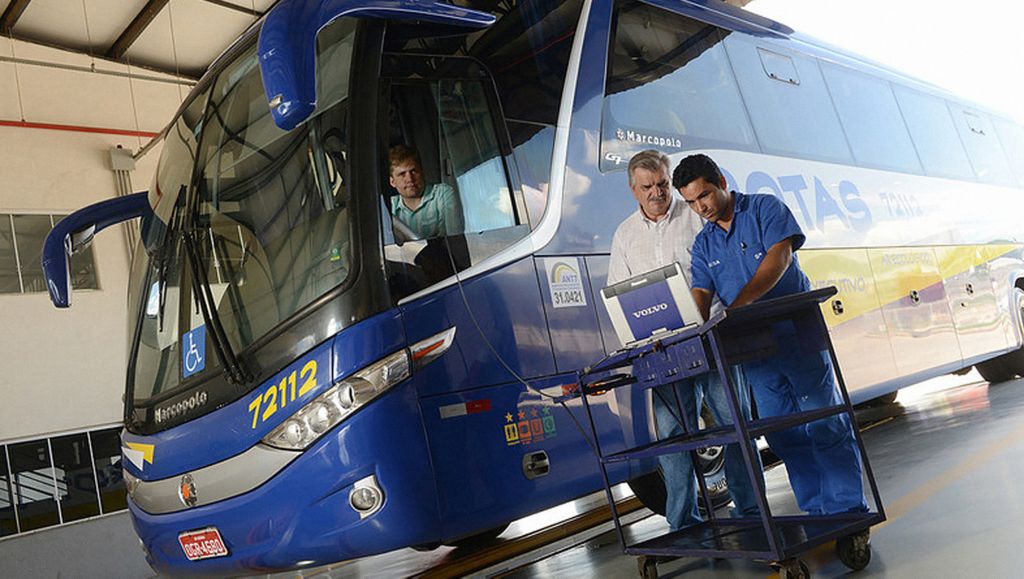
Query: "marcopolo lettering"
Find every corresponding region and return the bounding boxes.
[633,303,669,318]
[615,128,683,149]
[155,391,209,423]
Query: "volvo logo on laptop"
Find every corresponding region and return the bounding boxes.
[633,303,669,318]
[601,263,701,346]
[179,474,198,508]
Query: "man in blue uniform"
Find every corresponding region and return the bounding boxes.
[673,153,868,521]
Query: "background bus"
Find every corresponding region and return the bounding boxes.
[42,0,1024,574]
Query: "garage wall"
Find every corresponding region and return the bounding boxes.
[0,37,190,441]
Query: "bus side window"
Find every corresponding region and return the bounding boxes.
[725,34,853,165]
[993,118,1024,187]
[820,62,923,174]
[893,86,975,181]
[601,0,758,171]
[950,105,1016,186]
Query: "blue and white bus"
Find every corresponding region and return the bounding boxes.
[44,0,1024,574]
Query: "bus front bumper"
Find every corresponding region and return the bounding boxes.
[129,388,440,575]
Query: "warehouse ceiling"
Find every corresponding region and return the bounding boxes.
[0,0,274,79]
[0,0,754,81]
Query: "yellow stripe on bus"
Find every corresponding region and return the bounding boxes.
[801,248,883,328]
[800,244,1020,329]
[934,244,1019,279]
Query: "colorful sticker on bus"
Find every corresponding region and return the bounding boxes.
[504,406,557,446]
[123,442,155,471]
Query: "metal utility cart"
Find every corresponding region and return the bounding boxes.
[577,288,885,578]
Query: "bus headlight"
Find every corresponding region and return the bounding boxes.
[262,350,410,450]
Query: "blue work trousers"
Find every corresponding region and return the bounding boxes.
[653,366,762,531]
[745,342,868,515]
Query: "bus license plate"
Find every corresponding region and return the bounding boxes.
[178,527,229,561]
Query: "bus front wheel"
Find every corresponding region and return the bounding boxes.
[628,470,667,516]
[627,462,731,518]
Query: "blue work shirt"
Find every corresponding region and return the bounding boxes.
[690,192,810,307]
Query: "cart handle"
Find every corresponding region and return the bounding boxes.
[583,373,636,395]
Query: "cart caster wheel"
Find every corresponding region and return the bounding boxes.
[837,528,872,571]
[637,555,659,579]
[772,558,809,578]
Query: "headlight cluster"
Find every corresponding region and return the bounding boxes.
[262,350,410,450]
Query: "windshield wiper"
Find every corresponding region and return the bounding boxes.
[181,227,252,386]
[150,186,187,333]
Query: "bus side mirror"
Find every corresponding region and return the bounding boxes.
[70,225,96,252]
[43,192,151,308]
[258,0,495,130]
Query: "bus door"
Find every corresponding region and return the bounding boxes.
[373,49,629,538]
[377,53,550,382]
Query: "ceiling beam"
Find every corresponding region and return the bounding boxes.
[106,0,170,61]
[200,0,264,18]
[0,0,33,35]
[4,30,200,80]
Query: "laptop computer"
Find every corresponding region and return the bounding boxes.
[601,262,703,346]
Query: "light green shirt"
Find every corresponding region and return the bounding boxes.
[391,183,464,239]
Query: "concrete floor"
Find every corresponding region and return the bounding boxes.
[282,370,1024,578]
[3,371,1017,578]
[505,370,1024,578]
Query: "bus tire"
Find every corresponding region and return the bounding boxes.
[978,287,1024,383]
[696,403,732,514]
[868,391,898,406]
[627,462,732,517]
[628,470,668,516]
[976,357,1017,383]
[695,443,731,515]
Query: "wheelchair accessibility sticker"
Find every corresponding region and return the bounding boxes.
[182,326,206,378]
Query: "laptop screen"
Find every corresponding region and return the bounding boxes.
[601,263,702,346]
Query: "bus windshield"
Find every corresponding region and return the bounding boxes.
[128,19,357,408]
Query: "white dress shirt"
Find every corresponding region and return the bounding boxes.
[607,195,704,286]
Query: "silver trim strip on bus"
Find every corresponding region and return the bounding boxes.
[124,444,299,515]
[397,0,593,306]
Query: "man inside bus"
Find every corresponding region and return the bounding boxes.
[674,153,869,541]
[388,144,464,239]
[608,149,761,531]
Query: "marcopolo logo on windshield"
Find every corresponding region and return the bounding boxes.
[633,303,668,318]
[155,391,209,424]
